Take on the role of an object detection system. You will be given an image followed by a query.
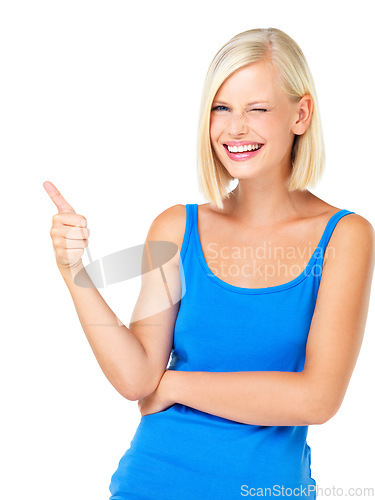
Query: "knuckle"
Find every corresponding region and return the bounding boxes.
[77,215,87,226]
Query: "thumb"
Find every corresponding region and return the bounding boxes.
[43,180,76,213]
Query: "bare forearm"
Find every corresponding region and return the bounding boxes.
[58,261,156,400]
[167,370,315,426]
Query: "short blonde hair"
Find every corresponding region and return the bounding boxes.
[196,27,325,209]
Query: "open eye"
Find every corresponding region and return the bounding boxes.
[211,105,228,111]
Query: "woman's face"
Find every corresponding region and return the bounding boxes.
[209,60,311,181]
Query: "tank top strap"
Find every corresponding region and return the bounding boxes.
[315,209,356,259]
[179,203,197,262]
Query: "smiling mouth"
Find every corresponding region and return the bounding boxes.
[223,144,264,153]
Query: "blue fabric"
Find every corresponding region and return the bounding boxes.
[109,203,355,499]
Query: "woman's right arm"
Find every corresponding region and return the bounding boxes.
[44,181,185,402]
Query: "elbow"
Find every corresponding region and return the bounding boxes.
[114,366,164,401]
[105,374,144,402]
[102,363,160,401]
[306,409,332,426]
[304,395,341,425]
[300,372,343,425]
[118,379,159,402]
[111,377,146,401]
[123,390,141,402]
[119,384,150,402]
[114,384,140,402]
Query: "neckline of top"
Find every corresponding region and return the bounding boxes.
[191,203,354,295]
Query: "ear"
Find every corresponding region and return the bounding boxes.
[292,94,314,135]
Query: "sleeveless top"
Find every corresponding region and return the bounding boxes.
[109,203,356,500]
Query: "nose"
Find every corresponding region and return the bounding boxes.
[228,111,249,136]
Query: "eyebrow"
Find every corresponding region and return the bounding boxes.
[212,100,271,106]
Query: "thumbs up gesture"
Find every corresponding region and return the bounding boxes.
[43,181,90,269]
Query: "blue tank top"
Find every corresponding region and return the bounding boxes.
[109,203,355,500]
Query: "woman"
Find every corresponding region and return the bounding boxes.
[44,27,374,499]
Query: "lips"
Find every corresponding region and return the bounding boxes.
[223,143,265,161]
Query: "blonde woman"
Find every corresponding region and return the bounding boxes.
[44,27,374,499]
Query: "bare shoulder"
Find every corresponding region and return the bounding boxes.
[326,212,375,266]
[329,212,374,244]
[146,204,187,262]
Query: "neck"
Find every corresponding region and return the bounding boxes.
[226,178,313,228]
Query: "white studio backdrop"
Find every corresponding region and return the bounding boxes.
[1,0,374,498]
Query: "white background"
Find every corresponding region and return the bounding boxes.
[1,0,374,498]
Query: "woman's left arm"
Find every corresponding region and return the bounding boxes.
[160,215,375,426]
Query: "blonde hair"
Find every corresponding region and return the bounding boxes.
[196,27,325,210]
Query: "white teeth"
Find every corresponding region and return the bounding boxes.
[227,143,262,153]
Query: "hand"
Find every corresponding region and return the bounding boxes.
[138,370,175,417]
[43,180,90,269]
